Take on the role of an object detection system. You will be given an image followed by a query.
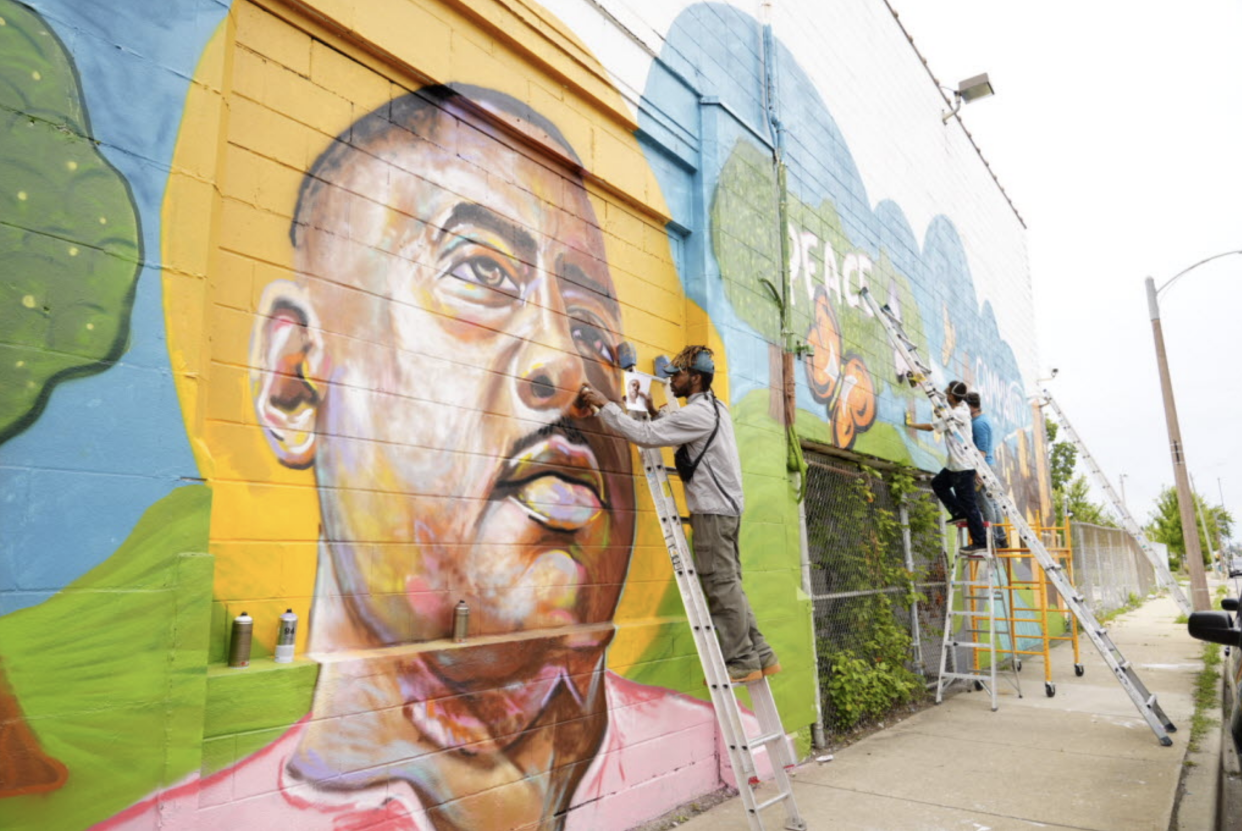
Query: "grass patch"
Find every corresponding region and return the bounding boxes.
[1175,614,1189,625]
[1098,593,1143,624]
[1188,642,1223,753]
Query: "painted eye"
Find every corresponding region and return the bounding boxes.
[570,318,616,365]
[443,254,521,305]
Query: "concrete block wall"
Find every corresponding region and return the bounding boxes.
[0,1,1036,829]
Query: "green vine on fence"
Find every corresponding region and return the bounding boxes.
[818,465,940,731]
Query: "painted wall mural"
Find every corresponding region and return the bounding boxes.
[0,0,142,802]
[643,3,1041,519]
[173,81,690,829]
[0,0,1037,829]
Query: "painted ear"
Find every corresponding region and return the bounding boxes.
[251,282,327,469]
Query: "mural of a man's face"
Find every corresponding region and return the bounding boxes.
[255,91,635,676]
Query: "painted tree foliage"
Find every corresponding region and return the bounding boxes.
[0,0,141,443]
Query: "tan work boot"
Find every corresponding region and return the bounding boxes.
[728,667,762,684]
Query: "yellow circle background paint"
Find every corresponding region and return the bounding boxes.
[161,0,730,671]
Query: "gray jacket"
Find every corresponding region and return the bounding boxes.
[598,392,745,517]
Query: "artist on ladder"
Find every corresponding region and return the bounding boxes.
[578,346,781,684]
[908,380,989,554]
[966,391,1008,549]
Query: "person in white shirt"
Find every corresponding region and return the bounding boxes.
[578,346,780,683]
[909,381,987,553]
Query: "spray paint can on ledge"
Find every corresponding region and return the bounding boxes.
[453,600,469,643]
[274,608,298,664]
[228,611,253,668]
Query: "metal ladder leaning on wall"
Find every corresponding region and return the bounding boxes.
[1038,389,1193,617]
[633,380,806,831]
[936,526,1021,709]
[859,286,1177,746]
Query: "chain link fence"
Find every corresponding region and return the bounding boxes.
[803,448,946,737]
[803,454,1159,738]
[1070,522,1156,615]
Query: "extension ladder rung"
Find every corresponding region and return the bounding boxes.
[752,791,795,814]
[748,729,786,748]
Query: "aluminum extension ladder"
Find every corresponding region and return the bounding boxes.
[936,525,1022,709]
[632,380,806,831]
[1038,389,1193,616]
[860,286,1177,746]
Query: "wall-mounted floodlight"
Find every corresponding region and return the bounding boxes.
[943,73,995,123]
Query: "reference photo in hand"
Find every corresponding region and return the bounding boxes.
[624,372,653,412]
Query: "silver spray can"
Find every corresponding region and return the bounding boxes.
[228,611,253,668]
[453,600,469,643]
[274,608,298,664]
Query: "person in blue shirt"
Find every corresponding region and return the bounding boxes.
[967,392,1008,548]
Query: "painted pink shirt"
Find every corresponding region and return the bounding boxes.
[95,673,772,831]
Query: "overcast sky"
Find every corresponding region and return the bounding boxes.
[889,1,1242,537]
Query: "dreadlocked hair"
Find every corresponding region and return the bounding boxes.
[671,345,714,390]
[670,345,712,369]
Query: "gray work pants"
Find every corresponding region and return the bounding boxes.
[690,513,776,673]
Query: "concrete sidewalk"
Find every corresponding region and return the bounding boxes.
[678,586,1212,831]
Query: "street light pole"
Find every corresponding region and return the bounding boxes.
[1146,268,1223,610]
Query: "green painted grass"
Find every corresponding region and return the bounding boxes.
[0,486,211,831]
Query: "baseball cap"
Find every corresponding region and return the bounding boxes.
[658,349,715,377]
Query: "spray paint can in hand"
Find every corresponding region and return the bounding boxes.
[274,608,298,664]
[453,600,470,643]
[228,611,253,668]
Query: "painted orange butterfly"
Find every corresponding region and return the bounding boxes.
[804,287,876,450]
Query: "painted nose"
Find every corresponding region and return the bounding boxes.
[517,338,590,415]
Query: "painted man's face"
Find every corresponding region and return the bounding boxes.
[294,105,634,668]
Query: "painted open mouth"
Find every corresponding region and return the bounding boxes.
[496,433,606,531]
